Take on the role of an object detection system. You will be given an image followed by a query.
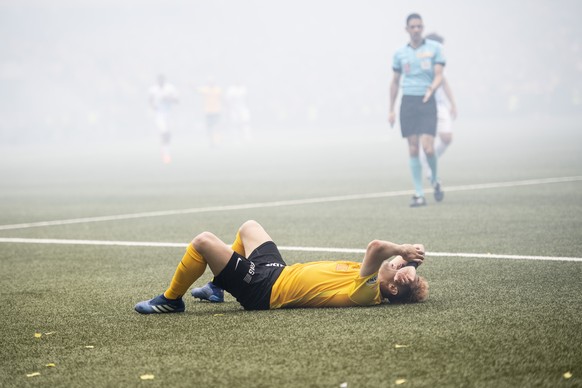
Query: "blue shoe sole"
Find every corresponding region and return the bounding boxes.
[134,295,185,314]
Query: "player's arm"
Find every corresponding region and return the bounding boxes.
[388,71,401,127]
[360,240,424,277]
[423,64,444,103]
[441,78,457,119]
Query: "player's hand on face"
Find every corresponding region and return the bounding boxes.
[400,244,424,264]
[413,244,425,256]
[394,266,416,285]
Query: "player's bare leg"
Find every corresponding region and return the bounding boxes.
[190,232,233,276]
[434,131,452,161]
[238,220,273,255]
[191,220,271,303]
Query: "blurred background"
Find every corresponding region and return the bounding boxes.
[0,0,580,145]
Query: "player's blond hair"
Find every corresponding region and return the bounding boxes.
[386,276,429,304]
[408,276,429,303]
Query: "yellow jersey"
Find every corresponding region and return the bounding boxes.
[269,261,383,309]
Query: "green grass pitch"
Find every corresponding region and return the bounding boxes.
[1,117,581,387]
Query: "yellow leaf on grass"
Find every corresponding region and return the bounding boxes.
[395,379,407,385]
[34,333,42,338]
[563,372,573,379]
[394,344,409,348]
[140,374,155,380]
[46,363,56,368]
[26,372,41,377]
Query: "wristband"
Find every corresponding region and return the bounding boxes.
[405,262,419,269]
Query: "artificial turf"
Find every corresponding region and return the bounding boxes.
[1,116,581,387]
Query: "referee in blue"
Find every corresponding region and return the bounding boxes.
[389,13,445,207]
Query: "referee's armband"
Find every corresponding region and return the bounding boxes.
[405,262,419,269]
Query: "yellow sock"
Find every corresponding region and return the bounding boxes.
[164,244,207,299]
[231,231,245,257]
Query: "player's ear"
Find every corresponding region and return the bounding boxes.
[387,283,398,296]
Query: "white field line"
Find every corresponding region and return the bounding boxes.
[0,175,581,231]
[0,237,581,262]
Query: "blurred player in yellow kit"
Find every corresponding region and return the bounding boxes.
[197,78,223,147]
[135,220,428,314]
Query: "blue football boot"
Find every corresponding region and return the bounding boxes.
[135,294,185,314]
[191,282,224,303]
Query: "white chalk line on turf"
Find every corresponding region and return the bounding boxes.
[0,237,581,262]
[0,175,581,231]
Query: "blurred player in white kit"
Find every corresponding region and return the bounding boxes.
[419,33,458,181]
[149,74,179,164]
[225,83,252,142]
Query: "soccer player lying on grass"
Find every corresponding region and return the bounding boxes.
[135,220,428,314]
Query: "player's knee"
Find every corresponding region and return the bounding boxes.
[423,146,435,157]
[192,231,217,251]
[239,220,260,235]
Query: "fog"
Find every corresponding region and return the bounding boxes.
[0,0,581,145]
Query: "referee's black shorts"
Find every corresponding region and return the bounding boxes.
[400,95,437,138]
[212,242,286,310]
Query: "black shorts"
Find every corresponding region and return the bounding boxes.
[400,95,437,138]
[212,242,286,310]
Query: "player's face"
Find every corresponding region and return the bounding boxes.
[378,261,397,282]
[406,18,424,41]
[380,259,418,286]
[378,267,416,299]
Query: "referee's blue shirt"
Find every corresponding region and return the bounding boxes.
[392,39,446,96]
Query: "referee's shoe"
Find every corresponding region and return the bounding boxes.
[410,195,427,208]
[433,182,444,202]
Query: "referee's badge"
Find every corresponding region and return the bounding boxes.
[417,51,434,58]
